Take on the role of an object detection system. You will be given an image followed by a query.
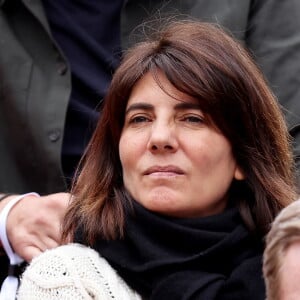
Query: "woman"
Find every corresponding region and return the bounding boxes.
[18,21,297,299]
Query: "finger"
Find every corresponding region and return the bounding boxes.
[43,221,64,244]
[44,235,62,250]
[13,230,60,260]
[21,246,44,262]
[21,235,61,262]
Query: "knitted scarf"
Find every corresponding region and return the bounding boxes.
[75,200,265,300]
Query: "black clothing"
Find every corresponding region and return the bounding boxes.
[76,201,265,300]
[42,0,123,182]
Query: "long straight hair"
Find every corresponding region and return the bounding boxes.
[63,21,297,244]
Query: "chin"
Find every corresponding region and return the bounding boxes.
[133,188,185,215]
[144,199,175,211]
[142,196,181,215]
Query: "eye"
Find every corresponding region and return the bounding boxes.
[129,115,151,124]
[182,115,204,124]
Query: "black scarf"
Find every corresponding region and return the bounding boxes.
[75,201,265,300]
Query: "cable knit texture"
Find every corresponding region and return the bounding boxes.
[17,244,142,300]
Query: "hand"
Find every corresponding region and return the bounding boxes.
[5,192,71,261]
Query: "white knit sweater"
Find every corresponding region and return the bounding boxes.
[17,243,142,300]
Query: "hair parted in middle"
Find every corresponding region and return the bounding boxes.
[63,20,297,244]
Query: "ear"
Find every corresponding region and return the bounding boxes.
[234,166,245,181]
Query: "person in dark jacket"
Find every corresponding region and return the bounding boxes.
[0,0,123,288]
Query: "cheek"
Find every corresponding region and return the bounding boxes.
[119,134,130,170]
[119,133,146,196]
[119,133,145,172]
[185,134,235,172]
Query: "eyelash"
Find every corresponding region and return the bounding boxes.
[129,115,151,124]
[181,115,204,123]
[127,114,204,125]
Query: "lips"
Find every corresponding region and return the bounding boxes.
[143,165,184,175]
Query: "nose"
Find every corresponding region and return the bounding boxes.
[147,121,178,153]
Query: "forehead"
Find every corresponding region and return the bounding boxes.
[127,71,199,107]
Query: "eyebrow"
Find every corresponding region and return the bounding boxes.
[125,101,202,114]
[174,102,202,110]
[125,103,153,114]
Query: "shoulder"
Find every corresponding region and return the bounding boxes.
[17,243,142,300]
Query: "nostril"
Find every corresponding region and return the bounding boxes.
[150,143,173,151]
[164,145,173,150]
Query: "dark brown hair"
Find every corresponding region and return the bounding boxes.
[63,21,297,244]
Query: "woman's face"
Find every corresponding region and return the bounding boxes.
[119,71,244,218]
